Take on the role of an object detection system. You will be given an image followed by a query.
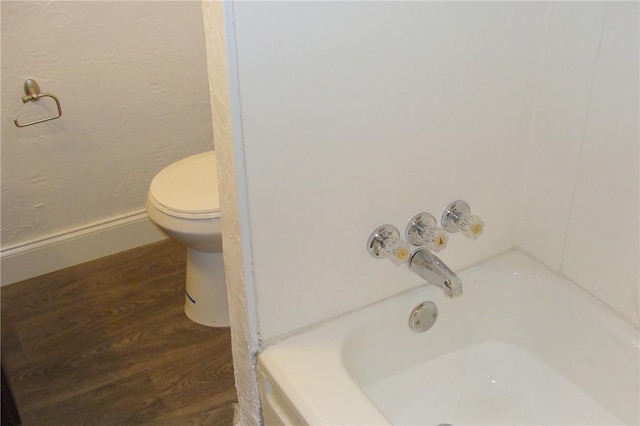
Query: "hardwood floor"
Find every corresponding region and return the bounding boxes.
[1,240,237,425]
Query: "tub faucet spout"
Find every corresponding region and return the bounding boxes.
[409,248,463,297]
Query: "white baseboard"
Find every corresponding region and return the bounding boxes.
[0,210,167,286]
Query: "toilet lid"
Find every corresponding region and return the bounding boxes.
[149,151,220,217]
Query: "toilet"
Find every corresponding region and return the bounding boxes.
[146,151,229,327]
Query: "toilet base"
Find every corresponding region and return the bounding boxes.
[184,248,230,327]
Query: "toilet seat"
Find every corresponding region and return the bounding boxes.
[149,151,220,220]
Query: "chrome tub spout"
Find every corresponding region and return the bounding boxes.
[409,248,463,297]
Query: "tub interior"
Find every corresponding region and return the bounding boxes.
[342,251,639,425]
[259,250,640,425]
[364,340,623,425]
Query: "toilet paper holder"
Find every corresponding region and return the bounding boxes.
[13,79,63,128]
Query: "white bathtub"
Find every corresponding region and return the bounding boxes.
[258,249,640,425]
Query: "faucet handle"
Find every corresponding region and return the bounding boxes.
[405,212,449,252]
[367,225,411,266]
[441,200,484,239]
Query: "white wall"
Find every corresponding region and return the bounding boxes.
[230,1,548,342]
[1,2,213,262]
[518,2,639,327]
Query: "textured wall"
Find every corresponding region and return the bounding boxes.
[1,1,213,249]
[201,2,261,425]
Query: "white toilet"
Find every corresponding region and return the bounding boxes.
[146,151,229,327]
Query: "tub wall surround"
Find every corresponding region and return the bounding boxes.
[223,1,638,344]
[517,2,639,326]
[231,1,547,342]
[1,2,213,284]
[212,3,638,419]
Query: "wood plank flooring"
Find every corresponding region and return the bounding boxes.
[1,239,237,425]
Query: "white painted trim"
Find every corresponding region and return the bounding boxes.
[0,209,167,286]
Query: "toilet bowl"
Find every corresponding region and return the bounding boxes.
[146,151,229,327]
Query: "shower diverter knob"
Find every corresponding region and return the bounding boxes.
[405,212,449,252]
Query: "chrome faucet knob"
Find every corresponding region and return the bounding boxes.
[367,224,411,266]
[405,212,449,252]
[441,200,484,239]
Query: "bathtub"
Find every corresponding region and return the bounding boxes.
[257,249,640,425]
